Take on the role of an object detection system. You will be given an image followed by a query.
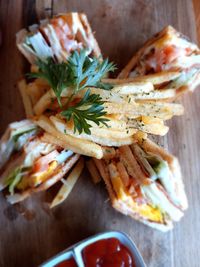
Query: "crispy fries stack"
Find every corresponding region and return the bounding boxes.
[18,75,184,155]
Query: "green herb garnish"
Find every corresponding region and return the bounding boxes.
[29,58,69,106]
[29,50,116,134]
[61,89,108,134]
[66,50,115,92]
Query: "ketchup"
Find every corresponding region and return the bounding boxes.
[82,238,136,267]
[55,258,77,267]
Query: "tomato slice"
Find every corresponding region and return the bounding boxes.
[146,45,187,72]
[33,150,59,173]
[51,17,80,53]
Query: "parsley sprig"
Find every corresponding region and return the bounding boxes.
[61,89,109,134]
[29,50,116,134]
[29,59,69,106]
[66,50,115,92]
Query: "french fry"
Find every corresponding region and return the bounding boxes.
[88,127,136,139]
[104,102,184,120]
[83,115,128,131]
[127,117,169,136]
[26,82,48,105]
[26,83,41,105]
[79,82,154,95]
[34,87,71,115]
[108,162,127,201]
[33,89,55,115]
[40,132,67,147]
[18,79,34,117]
[141,116,163,124]
[104,71,181,85]
[134,88,177,101]
[50,157,84,208]
[75,88,134,103]
[35,115,104,159]
[93,159,117,201]
[133,131,147,141]
[118,146,147,184]
[93,158,110,181]
[40,132,91,157]
[34,87,183,118]
[34,78,50,87]
[111,82,154,94]
[116,161,130,187]
[128,71,181,84]
[102,147,116,160]
[86,159,102,184]
[30,64,39,73]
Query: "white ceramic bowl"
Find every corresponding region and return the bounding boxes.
[40,231,146,267]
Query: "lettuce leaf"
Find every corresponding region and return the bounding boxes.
[5,166,29,195]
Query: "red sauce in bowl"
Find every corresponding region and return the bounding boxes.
[55,258,77,267]
[82,237,136,267]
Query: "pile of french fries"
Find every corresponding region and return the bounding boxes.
[18,69,184,160]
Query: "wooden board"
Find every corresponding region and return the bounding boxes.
[0,0,200,266]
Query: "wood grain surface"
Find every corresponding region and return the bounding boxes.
[0,1,200,267]
[193,0,200,46]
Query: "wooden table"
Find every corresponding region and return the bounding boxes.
[0,1,200,266]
